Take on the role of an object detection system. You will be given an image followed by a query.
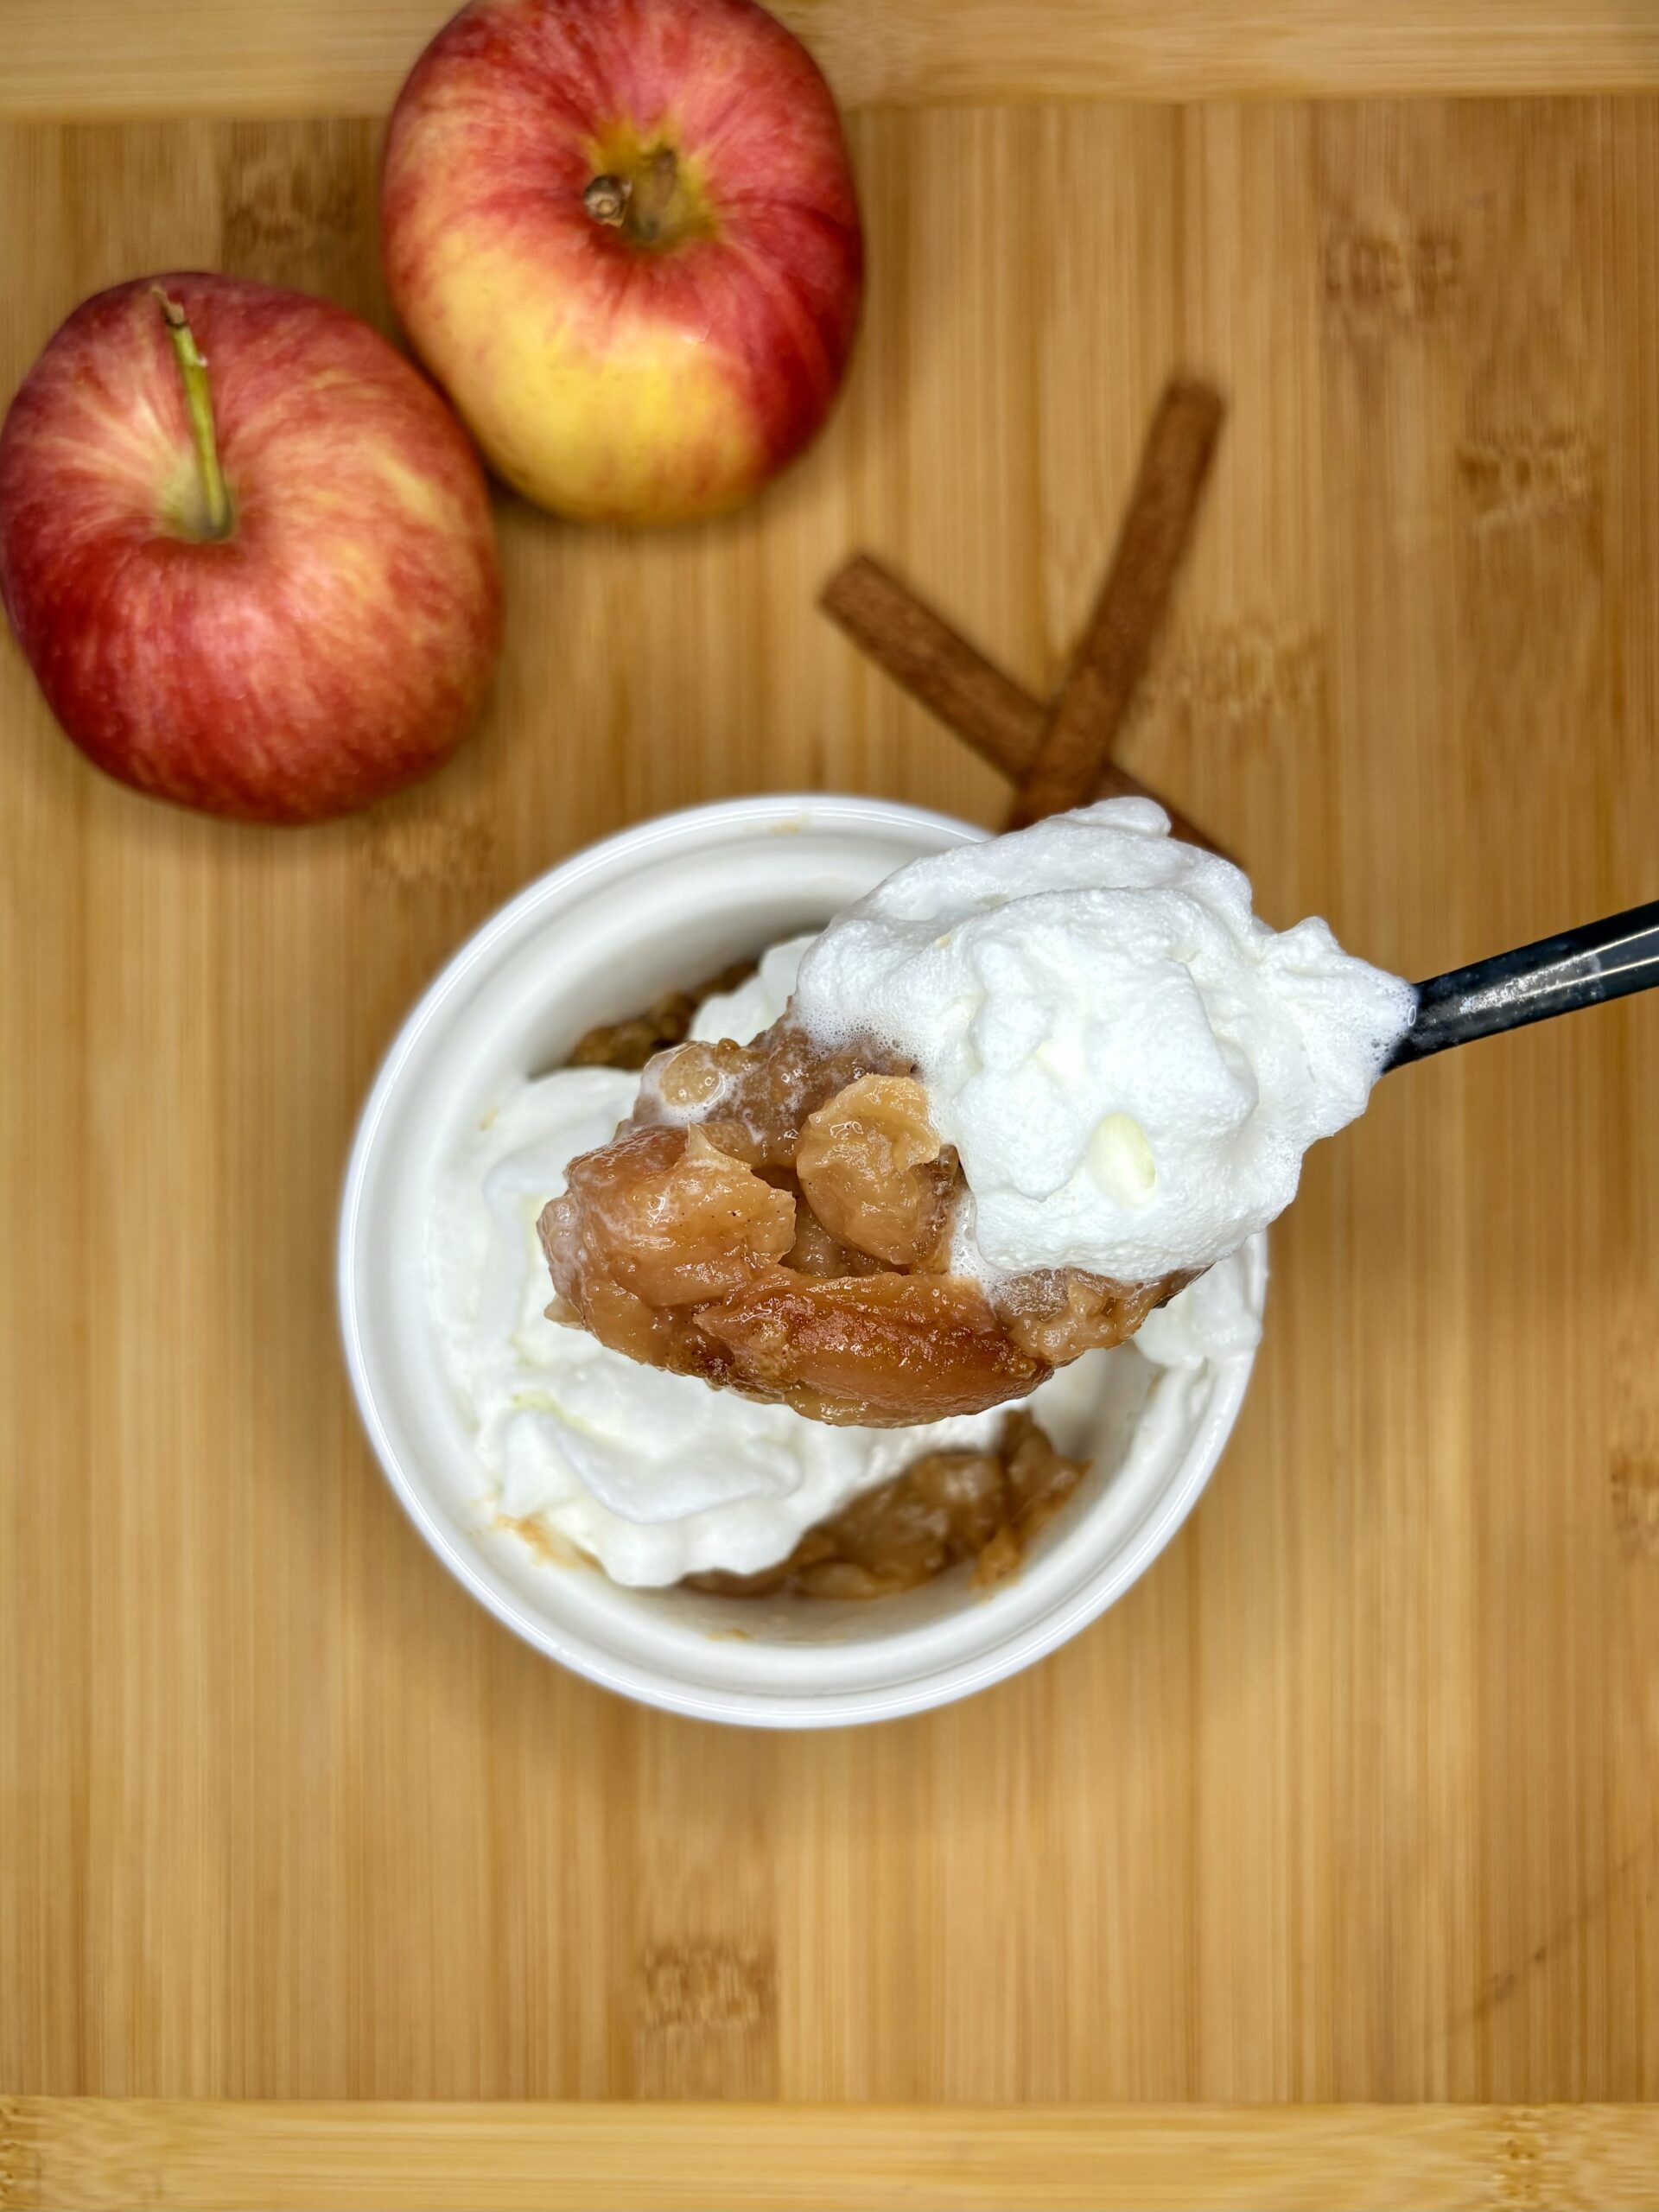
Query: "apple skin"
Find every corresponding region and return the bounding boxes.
[381,0,864,524]
[0,273,503,824]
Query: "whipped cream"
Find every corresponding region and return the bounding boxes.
[429,939,1261,1587]
[793,799,1416,1283]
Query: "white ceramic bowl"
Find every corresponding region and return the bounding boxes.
[339,795,1264,1727]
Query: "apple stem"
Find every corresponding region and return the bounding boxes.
[153,287,232,541]
[583,175,631,227]
[583,148,682,246]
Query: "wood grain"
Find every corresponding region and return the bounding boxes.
[4,1,1659,120]
[9,2100,1659,2212]
[3,94,1659,2113]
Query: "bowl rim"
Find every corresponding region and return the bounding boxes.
[337,793,1262,1727]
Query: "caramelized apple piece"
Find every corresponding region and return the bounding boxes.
[688,1409,1085,1598]
[972,1409,1088,1586]
[567,960,756,1071]
[992,1265,1195,1364]
[564,1271,730,1380]
[638,1020,898,1170]
[542,1123,795,1307]
[699,1268,1046,1425]
[785,1205,885,1281]
[795,1073,959,1268]
[792,1449,1007,1597]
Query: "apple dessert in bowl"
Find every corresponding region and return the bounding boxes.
[341,796,1408,1724]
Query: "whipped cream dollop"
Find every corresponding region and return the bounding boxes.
[793,799,1416,1283]
[429,940,1259,1587]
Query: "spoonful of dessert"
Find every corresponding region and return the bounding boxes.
[537,800,1657,1427]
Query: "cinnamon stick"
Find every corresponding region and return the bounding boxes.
[1006,378,1224,830]
[820,552,1222,853]
[822,554,1045,779]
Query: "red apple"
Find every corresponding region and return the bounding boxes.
[381,0,864,524]
[0,273,503,824]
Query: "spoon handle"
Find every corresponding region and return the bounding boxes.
[1387,898,1659,1068]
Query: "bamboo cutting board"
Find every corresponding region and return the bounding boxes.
[3,11,1659,2196]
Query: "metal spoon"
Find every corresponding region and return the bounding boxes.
[1386,898,1659,1068]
